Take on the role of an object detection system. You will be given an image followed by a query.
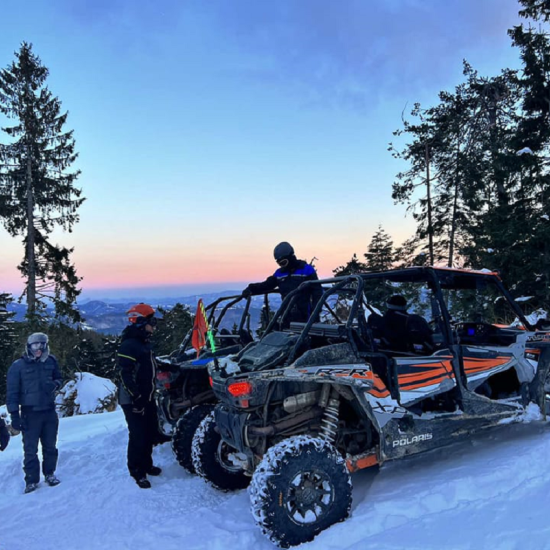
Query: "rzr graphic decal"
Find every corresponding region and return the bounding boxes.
[395,357,454,392]
[527,333,550,343]
[367,373,390,398]
[295,365,373,381]
[462,355,514,377]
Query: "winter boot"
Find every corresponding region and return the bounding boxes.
[135,477,151,489]
[147,466,162,476]
[45,474,61,487]
[24,483,39,494]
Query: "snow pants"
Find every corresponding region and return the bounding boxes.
[122,402,158,480]
[21,408,59,485]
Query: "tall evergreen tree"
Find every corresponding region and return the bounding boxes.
[0,42,84,324]
[0,293,18,403]
[364,225,395,272]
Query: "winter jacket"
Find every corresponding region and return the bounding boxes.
[246,258,323,324]
[117,324,157,406]
[6,354,62,414]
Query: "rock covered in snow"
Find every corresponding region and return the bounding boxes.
[56,372,117,417]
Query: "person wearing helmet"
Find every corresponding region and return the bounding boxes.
[117,303,162,489]
[242,242,323,325]
[6,332,63,494]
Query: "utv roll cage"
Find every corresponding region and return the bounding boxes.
[259,267,534,367]
[160,291,279,364]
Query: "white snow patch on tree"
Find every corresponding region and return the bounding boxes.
[56,372,117,417]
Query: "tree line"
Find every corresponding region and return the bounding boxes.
[2,1,550,399]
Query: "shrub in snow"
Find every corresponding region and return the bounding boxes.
[56,372,117,417]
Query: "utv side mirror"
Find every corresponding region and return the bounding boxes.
[536,318,550,331]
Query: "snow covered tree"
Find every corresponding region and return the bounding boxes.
[0,42,84,324]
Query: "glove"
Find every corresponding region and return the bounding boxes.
[10,413,22,433]
[0,420,9,451]
[241,288,252,299]
[132,395,147,415]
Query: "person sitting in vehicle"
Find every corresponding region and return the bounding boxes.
[242,241,323,327]
[369,295,434,354]
[381,295,411,352]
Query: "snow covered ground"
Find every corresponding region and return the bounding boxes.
[2,409,550,550]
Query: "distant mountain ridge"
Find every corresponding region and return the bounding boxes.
[6,291,281,335]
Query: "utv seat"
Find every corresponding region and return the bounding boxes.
[367,312,434,355]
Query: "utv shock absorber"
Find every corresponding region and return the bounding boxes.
[319,389,340,443]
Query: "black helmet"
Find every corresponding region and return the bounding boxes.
[386,295,407,312]
[273,242,294,261]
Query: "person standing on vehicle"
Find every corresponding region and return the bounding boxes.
[242,242,323,325]
[117,303,162,489]
[6,332,63,494]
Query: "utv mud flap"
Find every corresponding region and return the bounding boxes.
[214,405,251,457]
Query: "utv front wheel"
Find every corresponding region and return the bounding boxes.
[191,411,250,491]
[172,404,214,473]
[249,435,352,548]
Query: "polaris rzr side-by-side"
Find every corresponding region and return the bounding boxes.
[154,292,277,473]
[201,267,550,548]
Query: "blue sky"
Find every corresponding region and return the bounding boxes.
[0,0,523,298]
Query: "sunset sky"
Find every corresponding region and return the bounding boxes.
[0,0,523,299]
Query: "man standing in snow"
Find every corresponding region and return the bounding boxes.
[242,241,323,326]
[6,332,63,493]
[117,303,162,489]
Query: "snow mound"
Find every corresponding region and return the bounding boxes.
[56,372,117,417]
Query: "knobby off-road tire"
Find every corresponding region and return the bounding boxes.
[172,404,214,473]
[191,411,250,491]
[249,435,352,548]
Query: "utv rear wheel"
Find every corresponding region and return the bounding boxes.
[192,411,250,491]
[172,405,214,473]
[249,435,352,548]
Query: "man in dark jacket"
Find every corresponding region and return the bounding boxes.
[243,242,323,327]
[6,332,63,493]
[0,418,10,451]
[117,303,162,489]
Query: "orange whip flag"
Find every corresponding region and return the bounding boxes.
[191,299,209,357]
[191,299,217,358]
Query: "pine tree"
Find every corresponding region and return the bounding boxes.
[507,2,550,307]
[332,253,368,276]
[152,303,193,356]
[364,225,395,271]
[0,293,18,403]
[0,42,84,324]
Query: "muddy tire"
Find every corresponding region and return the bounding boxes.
[249,435,352,548]
[172,405,214,473]
[191,411,250,491]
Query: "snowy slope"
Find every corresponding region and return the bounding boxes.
[2,409,550,550]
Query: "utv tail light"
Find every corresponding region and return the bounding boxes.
[209,376,213,388]
[227,381,252,397]
[156,371,171,389]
